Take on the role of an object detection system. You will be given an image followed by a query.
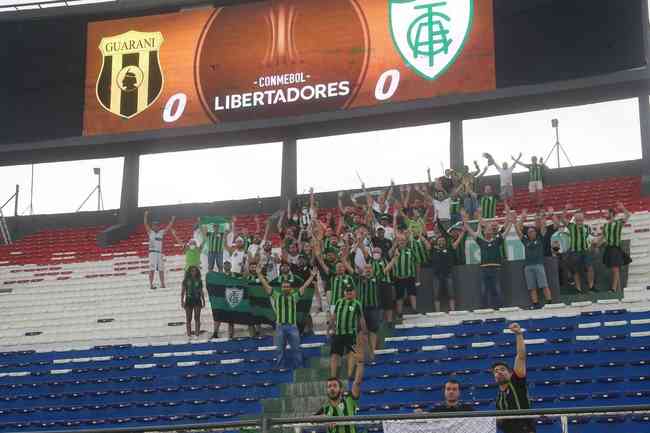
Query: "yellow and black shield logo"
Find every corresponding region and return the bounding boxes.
[96,30,164,119]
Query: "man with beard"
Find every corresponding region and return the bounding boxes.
[493,322,536,433]
[316,342,365,433]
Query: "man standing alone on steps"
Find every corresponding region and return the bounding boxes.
[144,210,175,290]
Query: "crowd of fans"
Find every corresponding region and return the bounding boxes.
[137,153,634,432]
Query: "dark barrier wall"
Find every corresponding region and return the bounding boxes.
[417,243,630,312]
[0,0,645,145]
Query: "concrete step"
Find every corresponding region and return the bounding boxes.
[264,395,325,414]
[280,380,326,397]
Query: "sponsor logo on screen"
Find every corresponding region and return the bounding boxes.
[96,30,165,119]
[389,0,473,80]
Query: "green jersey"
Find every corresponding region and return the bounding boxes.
[369,258,391,283]
[529,163,544,182]
[357,276,379,309]
[393,247,417,279]
[410,237,428,264]
[450,197,461,215]
[567,222,590,252]
[184,247,201,269]
[329,274,356,306]
[603,220,624,248]
[317,394,359,433]
[184,278,202,300]
[334,298,363,336]
[406,217,426,236]
[480,195,498,219]
[271,289,300,325]
[206,232,224,254]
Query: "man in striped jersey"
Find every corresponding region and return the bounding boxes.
[597,202,631,294]
[202,223,225,272]
[561,207,595,293]
[329,284,367,379]
[258,267,317,369]
[369,246,395,325]
[389,236,419,319]
[316,362,365,433]
[356,263,381,359]
[479,184,499,220]
[493,322,535,433]
[513,155,547,208]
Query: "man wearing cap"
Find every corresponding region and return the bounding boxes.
[329,283,367,380]
[372,225,393,261]
[144,210,175,290]
[493,322,536,433]
[375,215,395,242]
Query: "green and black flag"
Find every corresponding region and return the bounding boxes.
[206,272,315,326]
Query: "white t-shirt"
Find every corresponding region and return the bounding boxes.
[148,229,166,253]
[433,197,451,221]
[372,201,390,215]
[228,249,246,274]
[495,165,515,187]
[247,243,261,257]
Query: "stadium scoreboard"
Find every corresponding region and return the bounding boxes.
[0,0,646,148]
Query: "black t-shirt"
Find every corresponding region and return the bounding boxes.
[372,237,393,260]
[429,247,456,276]
[430,402,474,412]
[542,225,557,257]
[496,373,536,433]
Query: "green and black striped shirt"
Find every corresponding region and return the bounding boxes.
[271,289,299,325]
[393,247,417,279]
[567,222,591,252]
[450,197,461,215]
[480,195,498,219]
[369,258,392,283]
[330,274,356,306]
[207,232,224,254]
[529,163,544,183]
[357,276,379,309]
[317,394,359,433]
[603,220,624,248]
[334,298,363,335]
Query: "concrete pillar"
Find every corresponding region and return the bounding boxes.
[119,151,140,225]
[450,118,464,171]
[281,137,298,202]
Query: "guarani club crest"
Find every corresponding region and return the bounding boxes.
[225,287,244,309]
[389,0,473,80]
[96,31,165,119]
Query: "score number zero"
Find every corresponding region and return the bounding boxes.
[161,69,401,122]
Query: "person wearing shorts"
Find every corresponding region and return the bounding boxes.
[429,235,457,312]
[386,236,418,318]
[181,266,205,337]
[513,156,546,207]
[144,210,175,290]
[369,247,395,325]
[329,285,366,380]
[356,263,381,360]
[514,213,552,308]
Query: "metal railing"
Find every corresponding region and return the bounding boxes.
[6,404,650,433]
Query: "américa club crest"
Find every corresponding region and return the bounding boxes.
[389,0,473,80]
[96,30,165,119]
